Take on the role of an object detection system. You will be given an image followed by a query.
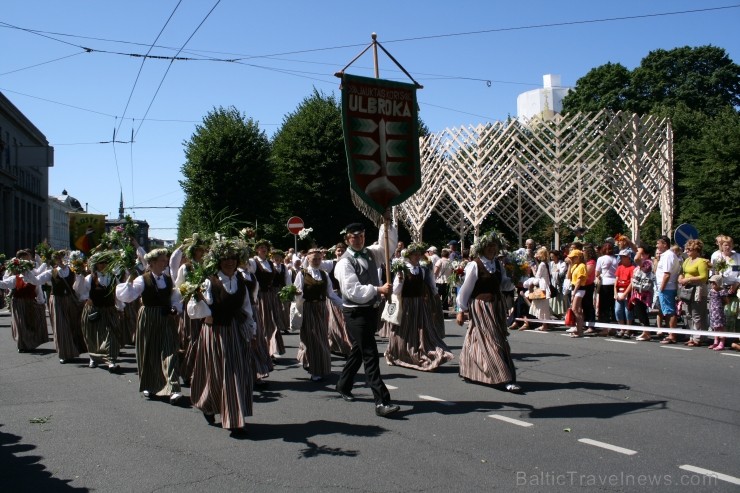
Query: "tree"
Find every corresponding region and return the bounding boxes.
[178,106,273,239]
[270,90,352,248]
[561,62,632,113]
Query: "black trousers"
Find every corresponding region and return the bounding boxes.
[337,306,390,405]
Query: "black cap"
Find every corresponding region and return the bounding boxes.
[447,240,459,245]
[344,222,365,235]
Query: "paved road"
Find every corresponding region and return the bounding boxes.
[0,309,738,492]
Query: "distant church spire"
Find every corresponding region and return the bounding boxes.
[118,191,124,220]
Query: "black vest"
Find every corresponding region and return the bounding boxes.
[141,272,172,307]
[470,258,502,299]
[339,249,380,305]
[210,274,247,326]
[302,269,327,302]
[90,273,116,307]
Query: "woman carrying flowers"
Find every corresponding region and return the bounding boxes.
[116,248,183,403]
[187,237,256,433]
[455,232,520,392]
[710,235,740,334]
[385,243,454,371]
[74,251,125,371]
[248,239,289,359]
[1,250,49,352]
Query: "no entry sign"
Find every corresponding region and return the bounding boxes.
[287,216,304,235]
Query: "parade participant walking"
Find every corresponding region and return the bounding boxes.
[75,251,124,372]
[175,235,208,386]
[187,238,256,433]
[294,248,343,381]
[238,259,271,384]
[248,240,288,358]
[116,248,183,404]
[386,243,453,371]
[334,218,400,417]
[2,250,49,352]
[456,231,520,392]
[35,250,85,363]
[327,242,352,357]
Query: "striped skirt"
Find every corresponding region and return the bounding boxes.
[250,315,273,380]
[191,319,253,430]
[10,297,49,351]
[327,299,352,356]
[296,301,332,377]
[179,310,203,381]
[136,306,180,395]
[82,304,123,364]
[256,289,286,357]
[49,294,85,360]
[385,296,454,371]
[122,299,140,346]
[459,297,516,385]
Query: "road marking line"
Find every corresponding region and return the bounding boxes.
[660,346,692,351]
[418,394,455,406]
[720,352,740,358]
[578,438,637,455]
[604,338,637,344]
[488,414,533,427]
[679,465,740,485]
[524,329,551,334]
[386,385,398,390]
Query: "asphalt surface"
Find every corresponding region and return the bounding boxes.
[0,308,738,492]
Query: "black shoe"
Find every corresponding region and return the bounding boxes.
[254,379,269,389]
[336,387,355,402]
[203,413,216,425]
[375,403,400,417]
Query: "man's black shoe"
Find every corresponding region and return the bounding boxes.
[375,403,400,417]
[336,388,355,402]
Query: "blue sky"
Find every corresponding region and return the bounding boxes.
[3,1,739,240]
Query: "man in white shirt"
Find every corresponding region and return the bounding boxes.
[334,219,399,417]
[656,235,681,344]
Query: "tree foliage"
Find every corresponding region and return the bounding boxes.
[178,106,272,239]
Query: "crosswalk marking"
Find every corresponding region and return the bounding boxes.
[578,438,637,455]
[488,414,533,427]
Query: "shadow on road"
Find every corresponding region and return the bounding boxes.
[528,400,667,420]
[246,419,387,458]
[0,424,89,492]
[512,352,570,361]
[521,380,630,392]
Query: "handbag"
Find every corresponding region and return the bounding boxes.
[381,294,403,325]
[678,285,696,302]
[564,307,576,327]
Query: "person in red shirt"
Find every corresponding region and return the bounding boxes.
[614,249,636,338]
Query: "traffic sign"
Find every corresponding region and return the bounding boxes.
[287,216,304,235]
[674,223,699,248]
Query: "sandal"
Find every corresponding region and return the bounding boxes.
[713,344,724,351]
[660,338,676,344]
[708,343,718,350]
[569,333,583,338]
[685,340,701,347]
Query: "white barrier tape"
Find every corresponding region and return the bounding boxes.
[514,318,740,340]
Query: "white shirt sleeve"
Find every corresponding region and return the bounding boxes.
[115,276,145,303]
[456,261,479,311]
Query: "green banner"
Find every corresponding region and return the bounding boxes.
[68,213,106,255]
[341,74,421,213]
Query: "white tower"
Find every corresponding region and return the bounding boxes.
[516,74,571,121]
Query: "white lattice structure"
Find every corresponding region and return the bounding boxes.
[350,111,673,248]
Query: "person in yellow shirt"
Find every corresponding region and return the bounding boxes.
[567,249,587,338]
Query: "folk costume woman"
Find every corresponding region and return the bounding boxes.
[175,234,208,386]
[456,232,520,392]
[248,240,289,358]
[74,251,125,371]
[238,261,272,383]
[2,250,49,352]
[116,248,183,403]
[35,250,86,363]
[270,249,292,334]
[188,238,256,433]
[327,243,352,357]
[294,248,343,381]
[386,243,453,371]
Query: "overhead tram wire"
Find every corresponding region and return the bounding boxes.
[115,0,183,139]
[133,0,221,140]
[0,51,88,76]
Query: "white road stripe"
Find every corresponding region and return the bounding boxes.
[524,329,551,334]
[720,352,740,358]
[605,338,637,344]
[488,414,533,427]
[679,465,740,485]
[660,346,692,351]
[578,438,637,455]
[386,385,398,390]
[418,394,455,406]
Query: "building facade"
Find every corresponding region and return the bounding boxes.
[48,190,85,250]
[0,91,53,257]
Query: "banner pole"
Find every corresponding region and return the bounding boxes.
[371,32,392,285]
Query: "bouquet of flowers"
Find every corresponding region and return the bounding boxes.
[298,227,313,240]
[35,242,55,265]
[4,257,35,275]
[447,259,467,287]
[278,284,298,302]
[390,257,409,276]
[504,251,530,285]
[69,251,87,274]
[713,257,729,275]
[178,260,215,298]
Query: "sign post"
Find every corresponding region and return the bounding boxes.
[287,216,304,253]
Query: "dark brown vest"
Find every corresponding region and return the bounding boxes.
[469,258,502,299]
[302,269,327,302]
[210,274,247,326]
[141,272,172,307]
